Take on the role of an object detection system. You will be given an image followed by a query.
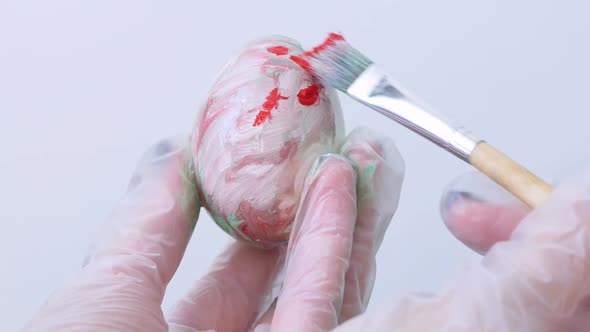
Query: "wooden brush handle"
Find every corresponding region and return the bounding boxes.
[469,142,552,208]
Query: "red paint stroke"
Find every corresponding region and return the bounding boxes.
[307,33,345,55]
[238,222,249,237]
[289,55,311,72]
[267,45,289,56]
[290,33,346,73]
[297,84,320,106]
[253,88,289,126]
[234,199,295,246]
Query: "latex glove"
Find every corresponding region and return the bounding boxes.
[334,170,590,331]
[23,127,405,331]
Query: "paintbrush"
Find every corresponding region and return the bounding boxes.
[290,33,552,208]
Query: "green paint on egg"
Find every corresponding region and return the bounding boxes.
[198,167,236,237]
[179,146,200,232]
[227,212,243,228]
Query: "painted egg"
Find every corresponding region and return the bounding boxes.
[191,36,344,248]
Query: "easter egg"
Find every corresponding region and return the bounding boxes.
[191,36,343,248]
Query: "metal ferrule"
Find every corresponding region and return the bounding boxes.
[347,64,480,161]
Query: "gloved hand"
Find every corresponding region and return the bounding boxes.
[334,170,590,331]
[23,127,405,331]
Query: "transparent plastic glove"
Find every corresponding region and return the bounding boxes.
[440,171,530,254]
[23,127,405,332]
[334,170,590,332]
[249,127,404,331]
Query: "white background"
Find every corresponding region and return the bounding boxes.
[2,1,590,330]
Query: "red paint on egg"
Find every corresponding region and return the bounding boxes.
[267,46,289,56]
[289,55,312,72]
[290,33,346,73]
[238,222,249,237]
[234,200,294,245]
[253,110,271,127]
[297,84,321,106]
[253,88,290,126]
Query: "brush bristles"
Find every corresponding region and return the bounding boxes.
[297,34,373,92]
